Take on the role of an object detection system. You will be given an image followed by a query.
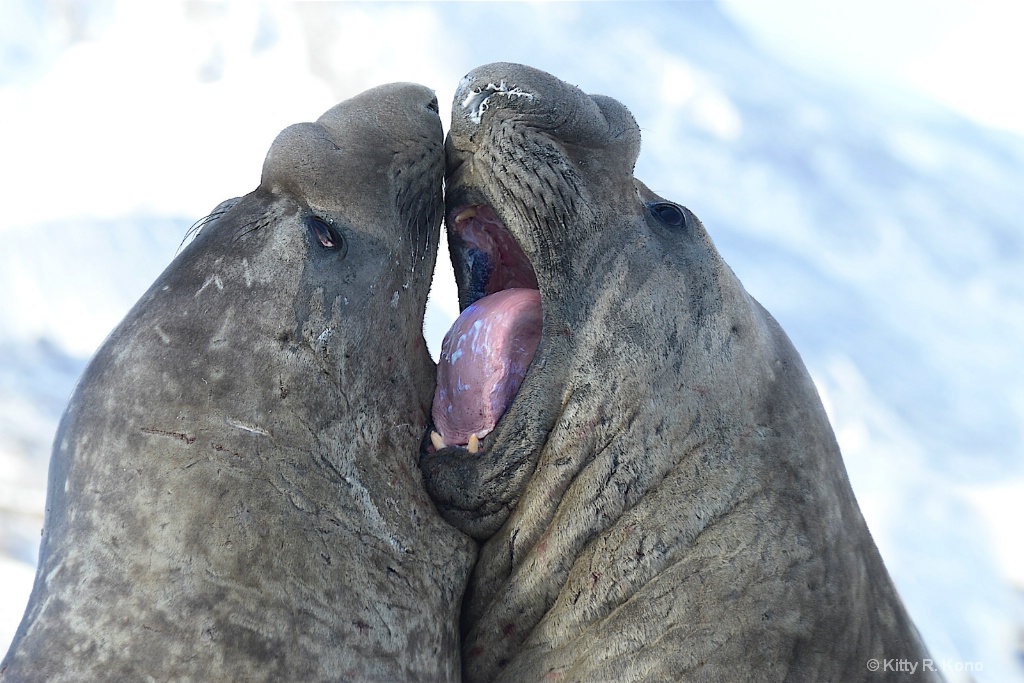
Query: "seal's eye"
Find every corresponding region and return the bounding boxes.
[306,215,344,252]
[648,202,686,229]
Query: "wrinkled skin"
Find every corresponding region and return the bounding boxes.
[421,63,937,682]
[2,84,475,682]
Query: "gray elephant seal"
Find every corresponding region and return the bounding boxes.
[421,63,937,682]
[2,83,475,682]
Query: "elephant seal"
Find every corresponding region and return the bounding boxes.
[2,84,475,682]
[421,63,937,682]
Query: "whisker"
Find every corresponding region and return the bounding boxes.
[232,220,263,243]
[178,209,227,253]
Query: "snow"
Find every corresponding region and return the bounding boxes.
[1,2,1021,680]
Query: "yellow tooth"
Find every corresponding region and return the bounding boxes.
[454,207,478,223]
[430,431,446,450]
[467,433,480,454]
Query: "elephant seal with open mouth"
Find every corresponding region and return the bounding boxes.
[2,84,475,682]
[421,63,936,682]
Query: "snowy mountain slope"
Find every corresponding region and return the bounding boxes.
[1,2,1021,679]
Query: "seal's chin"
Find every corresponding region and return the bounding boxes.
[430,204,541,452]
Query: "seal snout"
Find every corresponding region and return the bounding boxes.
[458,76,536,126]
[432,62,611,457]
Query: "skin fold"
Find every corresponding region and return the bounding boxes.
[421,63,937,683]
[2,84,475,682]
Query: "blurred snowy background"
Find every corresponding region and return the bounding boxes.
[1,1,1021,680]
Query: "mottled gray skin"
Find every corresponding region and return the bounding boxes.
[421,64,937,682]
[2,84,475,682]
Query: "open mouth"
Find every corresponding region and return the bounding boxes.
[429,205,541,453]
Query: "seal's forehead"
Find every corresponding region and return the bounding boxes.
[317,82,440,142]
[260,82,442,208]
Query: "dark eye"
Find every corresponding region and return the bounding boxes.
[648,202,686,229]
[306,215,345,253]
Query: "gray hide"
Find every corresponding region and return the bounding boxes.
[421,63,938,683]
[2,83,475,682]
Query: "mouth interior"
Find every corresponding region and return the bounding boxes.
[431,205,541,448]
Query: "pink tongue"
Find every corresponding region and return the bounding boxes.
[432,288,542,447]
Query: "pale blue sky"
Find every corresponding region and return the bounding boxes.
[721,0,1024,135]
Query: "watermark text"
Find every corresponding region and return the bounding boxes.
[866,658,983,675]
